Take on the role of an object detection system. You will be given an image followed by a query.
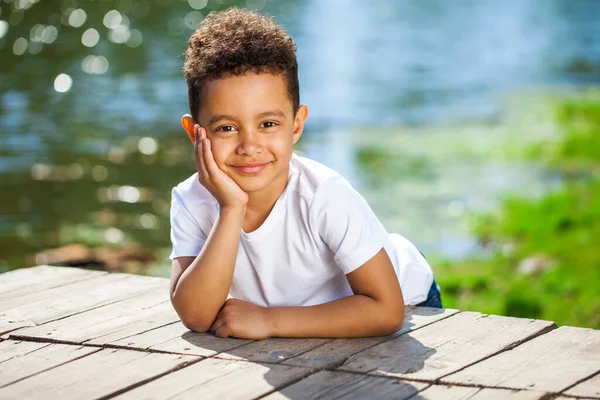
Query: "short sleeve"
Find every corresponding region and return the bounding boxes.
[309,177,389,274]
[169,187,209,259]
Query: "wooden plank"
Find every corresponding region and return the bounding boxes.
[111,357,312,400]
[563,371,600,398]
[415,385,546,399]
[282,306,460,369]
[0,266,106,302]
[11,289,176,344]
[0,271,164,312]
[262,370,429,400]
[108,321,252,357]
[338,311,556,381]
[216,337,333,364]
[0,340,101,387]
[441,326,600,393]
[0,347,200,400]
[1,273,168,334]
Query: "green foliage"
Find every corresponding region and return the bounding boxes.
[439,90,600,329]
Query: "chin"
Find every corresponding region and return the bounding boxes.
[235,178,270,194]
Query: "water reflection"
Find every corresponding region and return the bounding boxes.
[0,0,599,274]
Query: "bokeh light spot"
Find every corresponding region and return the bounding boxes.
[41,25,58,44]
[13,37,28,55]
[103,10,122,29]
[54,73,73,93]
[68,8,87,28]
[0,20,8,39]
[125,29,142,48]
[184,10,203,29]
[188,0,208,10]
[81,28,99,47]
[108,23,130,44]
[138,137,158,155]
[92,165,109,181]
[118,185,140,203]
[81,55,109,75]
[105,227,124,244]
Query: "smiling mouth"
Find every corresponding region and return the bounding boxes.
[231,162,271,175]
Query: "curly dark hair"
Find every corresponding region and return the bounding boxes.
[183,8,299,121]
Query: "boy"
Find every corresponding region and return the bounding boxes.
[169,8,440,340]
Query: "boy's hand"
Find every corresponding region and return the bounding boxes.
[209,298,272,340]
[194,125,249,210]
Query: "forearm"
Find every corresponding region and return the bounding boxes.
[171,206,245,331]
[267,294,405,338]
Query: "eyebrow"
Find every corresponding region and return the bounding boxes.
[207,110,286,126]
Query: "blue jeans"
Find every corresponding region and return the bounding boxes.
[416,279,443,308]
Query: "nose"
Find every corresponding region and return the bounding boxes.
[236,128,262,156]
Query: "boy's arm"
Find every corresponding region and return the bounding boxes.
[210,248,405,338]
[171,124,248,333]
[170,206,245,332]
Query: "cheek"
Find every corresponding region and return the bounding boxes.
[208,139,230,166]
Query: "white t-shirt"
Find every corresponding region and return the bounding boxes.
[169,153,434,306]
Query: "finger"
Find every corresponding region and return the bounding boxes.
[202,136,221,177]
[209,312,226,333]
[195,125,210,180]
[214,324,231,338]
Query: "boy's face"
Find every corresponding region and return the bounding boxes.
[183,73,307,197]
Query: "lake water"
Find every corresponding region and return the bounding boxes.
[1,0,599,275]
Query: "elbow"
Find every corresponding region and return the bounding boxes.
[180,315,211,333]
[171,296,212,333]
[380,305,405,336]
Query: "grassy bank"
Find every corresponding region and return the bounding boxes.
[435,90,600,328]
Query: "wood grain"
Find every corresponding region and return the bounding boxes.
[0,266,106,302]
[112,357,312,400]
[282,307,460,369]
[563,371,600,398]
[109,321,253,357]
[415,385,546,399]
[0,347,200,400]
[11,289,175,344]
[339,312,556,381]
[0,340,100,387]
[442,326,599,393]
[262,370,428,400]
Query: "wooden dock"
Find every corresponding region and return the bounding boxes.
[0,265,598,399]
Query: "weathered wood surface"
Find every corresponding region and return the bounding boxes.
[563,371,600,399]
[0,265,598,400]
[338,312,556,381]
[441,326,600,393]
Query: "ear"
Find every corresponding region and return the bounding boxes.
[292,105,308,145]
[181,114,196,144]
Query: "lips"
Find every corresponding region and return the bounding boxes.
[231,162,270,175]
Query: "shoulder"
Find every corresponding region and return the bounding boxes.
[289,153,348,202]
[171,173,217,206]
[170,173,218,224]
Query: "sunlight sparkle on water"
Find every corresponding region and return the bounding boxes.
[68,8,86,28]
[184,11,203,29]
[188,0,208,10]
[13,37,27,55]
[81,55,109,75]
[54,73,73,93]
[138,137,158,155]
[103,10,122,29]
[0,20,8,39]
[109,24,130,44]
[81,28,99,47]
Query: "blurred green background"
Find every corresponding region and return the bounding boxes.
[0,0,598,328]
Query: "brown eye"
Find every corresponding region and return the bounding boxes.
[261,121,277,128]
